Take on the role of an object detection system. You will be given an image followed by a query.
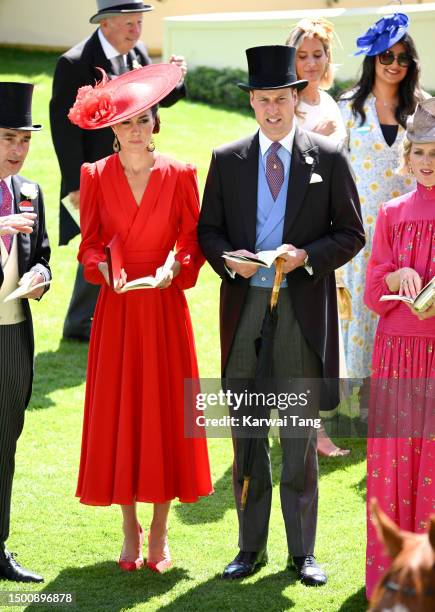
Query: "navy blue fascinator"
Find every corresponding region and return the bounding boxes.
[354,12,409,56]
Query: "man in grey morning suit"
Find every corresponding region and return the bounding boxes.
[50,0,187,341]
[198,46,365,585]
[0,82,51,583]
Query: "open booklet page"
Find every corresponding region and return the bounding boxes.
[222,245,288,269]
[379,275,435,312]
[4,279,51,302]
[61,195,80,227]
[118,251,176,292]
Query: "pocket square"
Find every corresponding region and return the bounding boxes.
[310,173,323,184]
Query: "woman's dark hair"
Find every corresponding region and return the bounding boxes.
[151,104,160,134]
[340,33,425,128]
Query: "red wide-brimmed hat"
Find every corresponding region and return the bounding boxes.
[68,63,181,130]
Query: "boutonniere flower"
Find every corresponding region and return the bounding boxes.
[132,59,142,70]
[19,183,38,211]
[305,156,314,165]
[20,183,38,201]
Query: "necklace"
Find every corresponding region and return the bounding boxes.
[377,100,398,109]
[373,92,398,110]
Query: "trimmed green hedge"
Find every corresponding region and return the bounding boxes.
[186,66,357,111]
[186,66,435,112]
[186,66,251,111]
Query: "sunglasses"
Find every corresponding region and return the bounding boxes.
[378,51,413,68]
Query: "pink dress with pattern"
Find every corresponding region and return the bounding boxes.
[364,183,435,599]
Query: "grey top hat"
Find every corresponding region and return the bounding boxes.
[90,1,154,24]
[406,98,435,143]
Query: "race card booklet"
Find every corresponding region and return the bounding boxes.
[4,278,51,302]
[61,195,80,227]
[380,275,435,312]
[222,245,288,269]
[105,235,175,292]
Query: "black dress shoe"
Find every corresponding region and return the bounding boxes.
[222,549,267,579]
[0,550,44,583]
[288,554,327,586]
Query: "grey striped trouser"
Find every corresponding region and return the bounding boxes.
[0,322,32,548]
[226,288,322,556]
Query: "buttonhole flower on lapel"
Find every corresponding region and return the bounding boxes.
[132,59,142,70]
[20,183,38,201]
[304,156,314,165]
[68,68,117,129]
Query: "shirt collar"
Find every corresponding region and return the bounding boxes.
[259,123,296,157]
[98,28,124,60]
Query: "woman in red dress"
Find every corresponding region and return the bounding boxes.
[68,65,213,572]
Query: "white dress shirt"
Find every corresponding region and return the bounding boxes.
[98,28,127,67]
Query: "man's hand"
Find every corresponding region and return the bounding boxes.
[225,250,259,279]
[169,54,187,81]
[68,190,80,210]
[280,244,307,274]
[18,271,45,300]
[0,212,36,236]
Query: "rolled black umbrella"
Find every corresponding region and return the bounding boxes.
[240,257,285,510]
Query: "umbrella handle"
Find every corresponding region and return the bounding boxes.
[240,476,251,511]
[270,257,284,309]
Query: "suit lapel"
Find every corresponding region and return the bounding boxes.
[90,30,114,78]
[235,133,259,251]
[283,127,318,238]
[11,175,31,277]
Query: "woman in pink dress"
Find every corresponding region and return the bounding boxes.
[364,98,435,598]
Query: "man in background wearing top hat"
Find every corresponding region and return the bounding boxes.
[198,46,365,585]
[50,0,187,341]
[0,82,51,582]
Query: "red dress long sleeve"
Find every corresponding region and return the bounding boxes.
[76,154,213,505]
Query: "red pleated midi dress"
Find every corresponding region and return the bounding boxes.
[75,153,213,505]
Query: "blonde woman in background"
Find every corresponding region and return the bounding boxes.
[286,18,346,144]
[287,17,349,457]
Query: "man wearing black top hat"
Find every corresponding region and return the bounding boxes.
[0,82,51,583]
[198,46,364,585]
[50,0,187,341]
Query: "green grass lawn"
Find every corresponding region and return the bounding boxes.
[0,49,367,612]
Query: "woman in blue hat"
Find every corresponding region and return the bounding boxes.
[338,13,426,380]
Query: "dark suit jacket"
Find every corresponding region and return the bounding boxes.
[49,29,186,245]
[198,128,365,408]
[0,175,51,406]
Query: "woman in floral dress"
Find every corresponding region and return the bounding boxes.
[338,12,425,378]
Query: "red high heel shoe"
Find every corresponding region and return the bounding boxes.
[118,525,144,572]
[146,530,172,573]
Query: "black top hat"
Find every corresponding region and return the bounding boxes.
[90,1,154,24]
[238,45,308,92]
[0,82,42,131]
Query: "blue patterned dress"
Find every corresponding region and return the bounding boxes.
[338,93,414,377]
